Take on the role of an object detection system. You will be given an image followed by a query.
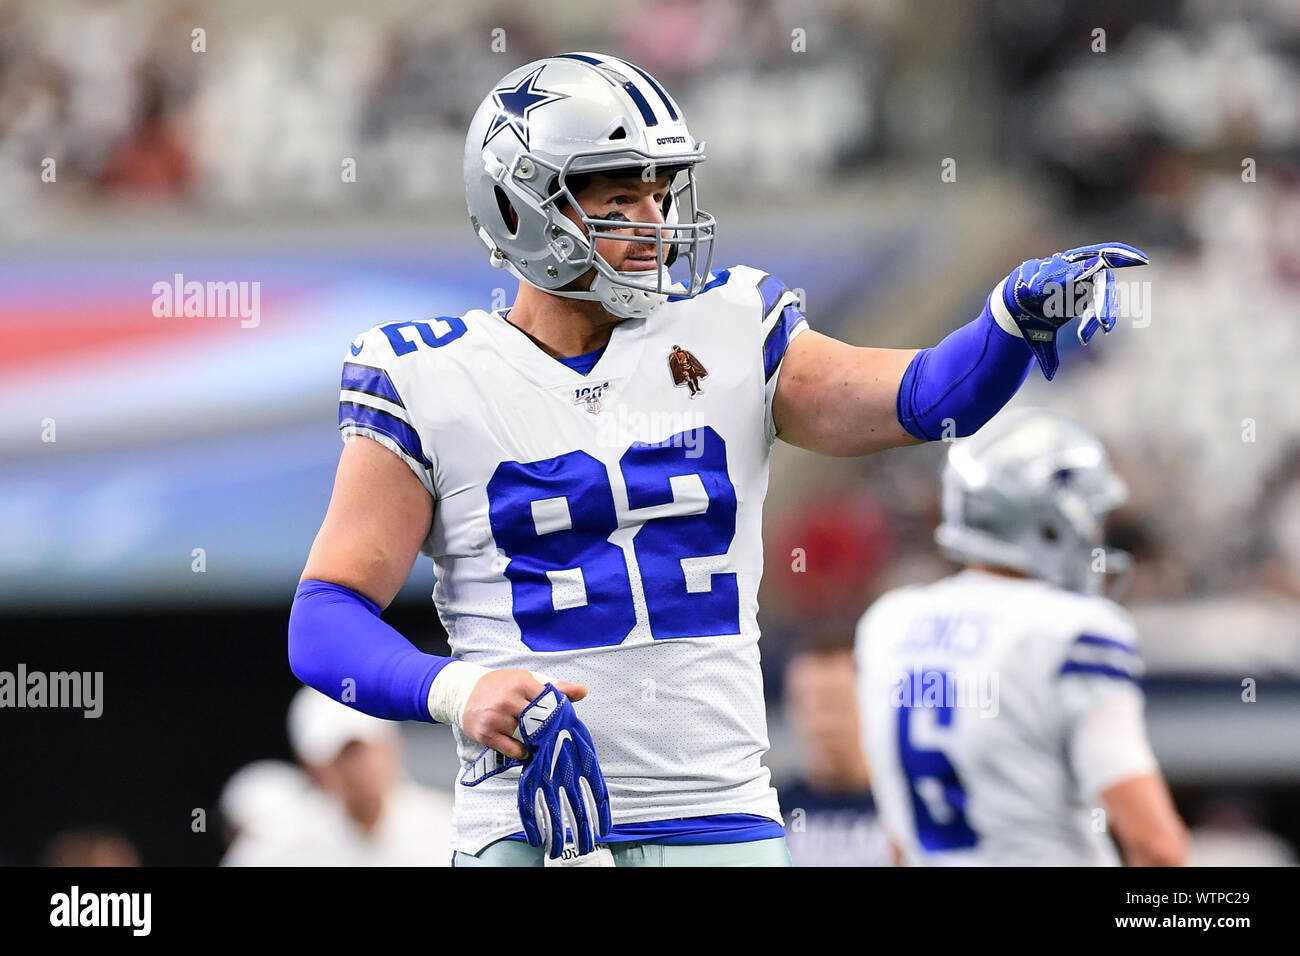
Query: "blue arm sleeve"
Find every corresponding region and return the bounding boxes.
[287,579,455,723]
[895,298,1035,441]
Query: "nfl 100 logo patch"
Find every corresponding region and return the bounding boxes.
[573,380,611,414]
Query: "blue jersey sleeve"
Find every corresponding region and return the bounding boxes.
[753,272,809,444]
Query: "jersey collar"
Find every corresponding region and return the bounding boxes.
[477,306,649,390]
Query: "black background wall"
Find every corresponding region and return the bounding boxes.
[4,606,1299,866]
[0,601,450,866]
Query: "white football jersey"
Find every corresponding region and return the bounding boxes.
[855,568,1151,866]
[337,265,806,854]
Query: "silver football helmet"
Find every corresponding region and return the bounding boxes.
[935,408,1131,596]
[463,52,716,320]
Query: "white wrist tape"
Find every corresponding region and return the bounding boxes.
[425,663,557,734]
[988,278,1024,338]
[426,660,491,727]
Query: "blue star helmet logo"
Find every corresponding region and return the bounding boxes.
[483,66,569,151]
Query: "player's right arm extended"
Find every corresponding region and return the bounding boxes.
[289,434,585,759]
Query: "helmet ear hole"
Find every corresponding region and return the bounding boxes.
[494,186,519,237]
[608,125,627,141]
[661,190,679,267]
[1040,523,1059,543]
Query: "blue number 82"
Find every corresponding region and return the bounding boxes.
[486,426,739,651]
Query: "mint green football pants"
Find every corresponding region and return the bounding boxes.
[453,836,791,867]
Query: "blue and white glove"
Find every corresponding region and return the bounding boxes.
[515,684,612,860]
[990,242,1149,381]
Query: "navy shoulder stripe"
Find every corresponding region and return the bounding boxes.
[763,303,805,382]
[1060,630,1142,682]
[1059,661,1141,683]
[341,362,405,408]
[339,402,430,469]
[1072,633,1139,655]
[757,274,789,319]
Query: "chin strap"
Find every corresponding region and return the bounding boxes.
[538,266,674,319]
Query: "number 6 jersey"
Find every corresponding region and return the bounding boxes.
[855,568,1157,866]
[337,266,806,854]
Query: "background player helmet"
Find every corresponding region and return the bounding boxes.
[464,52,716,319]
[935,408,1131,596]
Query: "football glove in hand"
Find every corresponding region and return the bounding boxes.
[515,683,612,859]
[993,242,1149,381]
[457,682,613,860]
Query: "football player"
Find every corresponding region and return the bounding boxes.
[288,52,1150,867]
[855,409,1188,866]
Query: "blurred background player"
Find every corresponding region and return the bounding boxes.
[856,409,1188,866]
[220,691,454,865]
[218,759,332,867]
[287,687,454,866]
[285,687,453,866]
[777,640,891,867]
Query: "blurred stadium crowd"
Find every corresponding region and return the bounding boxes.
[4,0,1300,865]
[759,0,1300,667]
[0,0,884,210]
